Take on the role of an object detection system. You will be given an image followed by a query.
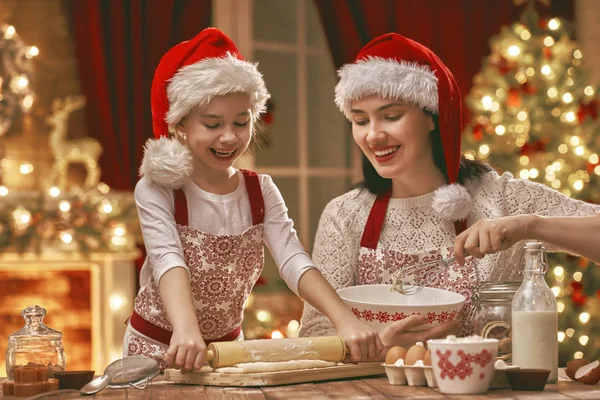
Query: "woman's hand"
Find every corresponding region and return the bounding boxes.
[454,215,535,265]
[335,317,384,362]
[165,324,207,373]
[378,315,459,358]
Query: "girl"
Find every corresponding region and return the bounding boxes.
[299,33,600,347]
[125,28,382,372]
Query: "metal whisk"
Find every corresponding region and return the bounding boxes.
[390,252,469,295]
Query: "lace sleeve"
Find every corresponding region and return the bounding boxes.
[500,172,600,218]
[299,193,361,337]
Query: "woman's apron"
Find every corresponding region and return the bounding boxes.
[354,190,478,336]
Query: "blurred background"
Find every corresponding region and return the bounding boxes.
[0,0,598,374]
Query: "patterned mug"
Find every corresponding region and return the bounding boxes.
[427,337,499,395]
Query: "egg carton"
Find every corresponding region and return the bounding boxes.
[382,362,437,387]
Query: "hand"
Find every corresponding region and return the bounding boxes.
[165,325,207,373]
[335,317,384,362]
[379,315,459,358]
[454,215,536,265]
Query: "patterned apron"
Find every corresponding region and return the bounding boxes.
[353,190,478,336]
[125,170,265,369]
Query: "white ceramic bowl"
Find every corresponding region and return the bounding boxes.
[337,284,465,332]
[427,337,499,395]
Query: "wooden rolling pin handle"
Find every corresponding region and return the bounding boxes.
[205,349,214,362]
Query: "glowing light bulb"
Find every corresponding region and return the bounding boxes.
[508,45,520,56]
[58,201,71,212]
[541,65,552,75]
[580,312,590,323]
[271,330,284,339]
[548,18,560,30]
[482,96,493,110]
[519,156,529,166]
[562,93,573,103]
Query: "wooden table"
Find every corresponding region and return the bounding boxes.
[2,372,600,399]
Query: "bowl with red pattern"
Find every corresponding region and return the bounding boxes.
[427,336,499,395]
[336,284,465,332]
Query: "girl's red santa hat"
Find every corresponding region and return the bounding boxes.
[140,27,270,188]
[335,33,471,221]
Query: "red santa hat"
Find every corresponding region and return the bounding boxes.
[335,33,471,221]
[140,27,270,188]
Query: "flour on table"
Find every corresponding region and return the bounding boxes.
[215,359,337,374]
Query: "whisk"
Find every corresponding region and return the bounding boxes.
[390,252,469,295]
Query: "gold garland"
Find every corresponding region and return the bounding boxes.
[0,185,139,254]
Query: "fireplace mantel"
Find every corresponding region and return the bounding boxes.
[0,250,140,375]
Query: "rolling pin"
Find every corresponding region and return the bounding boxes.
[205,336,346,369]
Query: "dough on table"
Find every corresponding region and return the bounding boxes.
[215,359,337,374]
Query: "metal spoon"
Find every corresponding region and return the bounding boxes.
[80,374,111,395]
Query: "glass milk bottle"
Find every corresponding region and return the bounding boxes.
[511,241,558,382]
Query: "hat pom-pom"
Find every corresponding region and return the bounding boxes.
[139,136,193,189]
[431,184,472,221]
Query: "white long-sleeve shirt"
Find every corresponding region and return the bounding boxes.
[299,170,600,337]
[134,169,314,295]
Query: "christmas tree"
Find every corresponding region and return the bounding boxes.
[462,3,600,364]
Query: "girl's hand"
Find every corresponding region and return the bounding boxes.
[379,315,459,356]
[165,325,207,373]
[454,215,536,265]
[335,318,384,362]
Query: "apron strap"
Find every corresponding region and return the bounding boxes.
[360,190,392,249]
[173,170,264,227]
[359,190,468,250]
[174,189,188,226]
[241,169,265,225]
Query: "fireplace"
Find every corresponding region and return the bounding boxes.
[0,251,138,376]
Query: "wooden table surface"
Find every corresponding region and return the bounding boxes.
[2,371,600,399]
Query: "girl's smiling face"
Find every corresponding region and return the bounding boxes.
[178,92,252,172]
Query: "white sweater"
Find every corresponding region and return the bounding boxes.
[299,171,600,337]
[134,170,314,295]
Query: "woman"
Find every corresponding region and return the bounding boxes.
[300,33,600,347]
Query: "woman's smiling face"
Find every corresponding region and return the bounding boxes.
[350,96,435,180]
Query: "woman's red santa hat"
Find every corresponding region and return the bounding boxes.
[334,33,472,221]
[140,27,270,188]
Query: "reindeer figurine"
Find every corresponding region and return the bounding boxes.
[46,96,102,190]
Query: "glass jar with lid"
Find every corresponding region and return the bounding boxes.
[6,305,66,380]
[473,281,520,362]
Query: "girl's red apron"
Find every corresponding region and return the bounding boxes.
[355,190,478,336]
[125,170,265,369]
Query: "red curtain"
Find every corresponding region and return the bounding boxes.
[68,0,212,191]
[314,0,574,124]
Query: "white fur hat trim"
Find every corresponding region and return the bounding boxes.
[335,57,438,120]
[431,183,473,221]
[139,136,193,189]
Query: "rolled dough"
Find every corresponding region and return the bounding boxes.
[215,359,337,374]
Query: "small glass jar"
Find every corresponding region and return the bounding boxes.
[6,305,66,381]
[473,282,520,362]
